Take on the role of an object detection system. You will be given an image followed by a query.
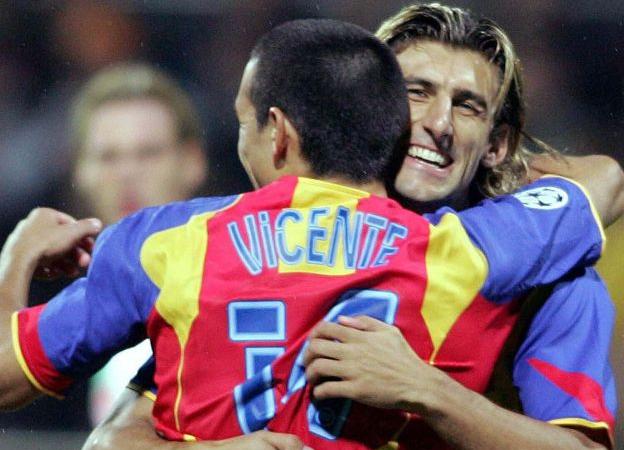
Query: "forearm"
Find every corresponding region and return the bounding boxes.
[84,391,217,450]
[528,153,624,226]
[84,391,180,450]
[0,245,40,409]
[415,373,606,450]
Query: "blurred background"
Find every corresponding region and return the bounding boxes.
[0,0,622,449]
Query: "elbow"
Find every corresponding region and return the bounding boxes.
[585,155,624,226]
[601,155,624,224]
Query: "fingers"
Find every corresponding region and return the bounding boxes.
[308,320,359,342]
[312,380,354,401]
[44,218,102,257]
[258,430,313,450]
[336,315,388,331]
[302,338,344,367]
[305,357,349,386]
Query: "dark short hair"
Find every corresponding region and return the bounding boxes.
[249,19,409,183]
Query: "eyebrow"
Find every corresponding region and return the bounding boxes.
[455,90,488,111]
[404,76,435,90]
[404,76,489,111]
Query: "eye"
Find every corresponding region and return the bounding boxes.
[456,101,483,116]
[407,88,427,98]
[407,88,428,103]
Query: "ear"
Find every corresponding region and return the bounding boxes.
[482,124,510,168]
[180,140,208,193]
[269,107,289,169]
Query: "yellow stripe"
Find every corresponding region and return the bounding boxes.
[173,347,186,431]
[126,382,157,402]
[10,312,64,400]
[279,178,369,275]
[182,433,197,442]
[422,214,488,361]
[548,418,611,431]
[142,390,157,402]
[141,198,241,432]
[541,175,606,252]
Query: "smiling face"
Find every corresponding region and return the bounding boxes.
[393,41,504,209]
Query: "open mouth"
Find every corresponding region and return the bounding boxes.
[407,145,452,168]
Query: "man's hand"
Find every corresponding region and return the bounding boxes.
[83,390,314,450]
[1,207,102,280]
[206,431,312,450]
[0,208,102,410]
[303,315,442,413]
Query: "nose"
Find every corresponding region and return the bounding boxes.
[422,96,453,150]
[114,154,144,181]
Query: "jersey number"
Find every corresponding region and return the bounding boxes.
[229,290,398,439]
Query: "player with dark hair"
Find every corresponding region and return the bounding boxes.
[302,4,619,449]
[0,17,619,450]
[78,5,621,450]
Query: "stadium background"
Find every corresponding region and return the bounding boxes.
[0,1,621,448]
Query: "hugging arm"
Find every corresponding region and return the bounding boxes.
[0,208,101,410]
[528,153,624,226]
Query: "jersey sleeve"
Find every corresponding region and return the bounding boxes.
[12,212,159,397]
[127,356,157,400]
[448,177,604,301]
[513,268,616,448]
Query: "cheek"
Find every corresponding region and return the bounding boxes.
[455,124,490,166]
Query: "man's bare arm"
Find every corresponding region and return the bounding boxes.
[0,208,102,410]
[304,316,609,450]
[83,388,312,450]
[528,153,624,227]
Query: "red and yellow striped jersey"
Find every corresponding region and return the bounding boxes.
[13,176,604,448]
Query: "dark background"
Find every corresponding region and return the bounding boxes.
[0,1,622,449]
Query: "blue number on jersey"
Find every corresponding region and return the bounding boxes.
[231,291,399,437]
[230,301,286,434]
[285,289,399,440]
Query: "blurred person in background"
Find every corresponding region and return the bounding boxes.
[70,63,208,425]
[0,0,147,236]
[81,4,620,450]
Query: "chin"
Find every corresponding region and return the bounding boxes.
[395,183,451,203]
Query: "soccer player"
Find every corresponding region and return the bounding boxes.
[85,5,619,448]
[70,63,208,424]
[0,18,618,450]
[302,4,619,449]
[83,5,621,450]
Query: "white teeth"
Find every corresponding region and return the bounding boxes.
[408,146,449,166]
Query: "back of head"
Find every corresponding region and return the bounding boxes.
[377,3,534,196]
[249,19,410,184]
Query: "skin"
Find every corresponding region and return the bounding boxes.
[79,46,623,450]
[393,41,507,212]
[1,46,622,450]
[0,208,101,410]
[303,42,618,450]
[74,98,207,224]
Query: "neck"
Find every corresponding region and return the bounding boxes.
[320,176,387,197]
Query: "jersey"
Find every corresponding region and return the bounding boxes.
[512,267,616,446]
[486,267,616,448]
[12,176,604,448]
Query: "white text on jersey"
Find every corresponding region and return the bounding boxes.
[227,206,408,275]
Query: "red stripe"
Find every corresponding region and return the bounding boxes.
[17,305,73,394]
[528,357,614,432]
